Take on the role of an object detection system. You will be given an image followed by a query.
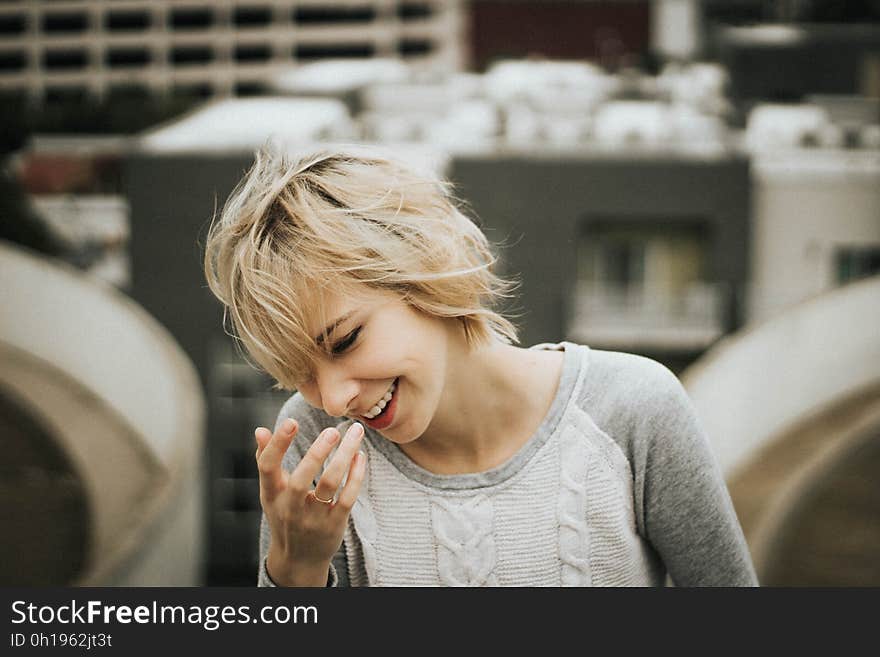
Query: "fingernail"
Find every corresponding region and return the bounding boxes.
[351,422,364,438]
[324,428,340,445]
[283,418,295,433]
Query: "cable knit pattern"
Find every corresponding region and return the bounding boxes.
[488,439,560,585]
[571,406,654,586]
[338,414,663,586]
[349,438,438,585]
[431,495,498,586]
[345,444,378,587]
[557,425,592,585]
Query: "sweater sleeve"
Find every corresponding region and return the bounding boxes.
[581,349,758,587]
[626,359,758,586]
[256,393,350,587]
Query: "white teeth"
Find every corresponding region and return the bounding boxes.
[364,380,396,419]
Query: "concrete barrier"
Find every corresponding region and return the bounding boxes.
[681,274,880,478]
[0,241,205,584]
[681,274,880,581]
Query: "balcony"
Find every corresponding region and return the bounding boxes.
[567,281,725,352]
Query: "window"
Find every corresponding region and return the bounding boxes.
[43,49,88,71]
[295,44,374,61]
[42,13,88,33]
[171,46,214,65]
[105,11,151,31]
[293,6,375,24]
[570,219,721,350]
[169,8,213,30]
[105,48,151,68]
[398,3,433,21]
[235,44,271,63]
[233,6,272,27]
[0,51,26,71]
[399,39,433,56]
[0,14,27,35]
[596,236,646,291]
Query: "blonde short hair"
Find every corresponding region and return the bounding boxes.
[203,146,520,390]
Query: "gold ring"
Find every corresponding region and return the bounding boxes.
[312,491,333,504]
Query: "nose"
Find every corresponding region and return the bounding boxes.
[314,361,359,418]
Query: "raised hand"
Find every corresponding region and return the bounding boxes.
[254,418,366,586]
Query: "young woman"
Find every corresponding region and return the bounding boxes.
[203,146,758,587]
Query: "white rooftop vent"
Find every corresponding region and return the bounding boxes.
[484,59,614,107]
[745,104,830,151]
[272,58,413,95]
[593,101,674,146]
[138,97,354,154]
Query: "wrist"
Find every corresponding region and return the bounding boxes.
[266,546,330,587]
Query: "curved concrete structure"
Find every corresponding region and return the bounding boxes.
[681,275,880,583]
[0,241,205,585]
[726,385,880,584]
[682,274,880,477]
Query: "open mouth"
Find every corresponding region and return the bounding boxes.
[361,378,398,430]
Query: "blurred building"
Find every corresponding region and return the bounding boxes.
[13,50,869,584]
[452,147,749,373]
[11,135,132,288]
[0,0,465,105]
[3,0,879,586]
[747,133,880,323]
[714,21,880,107]
[469,0,651,71]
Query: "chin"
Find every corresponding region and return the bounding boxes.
[378,418,423,445]
[379,426,415,444]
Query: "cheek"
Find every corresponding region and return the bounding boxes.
[361,334,407,372]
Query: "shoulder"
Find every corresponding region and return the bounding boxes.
[573,346,700,458]
[578,346,686,414]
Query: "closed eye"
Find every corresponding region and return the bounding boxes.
[331,326,361,355]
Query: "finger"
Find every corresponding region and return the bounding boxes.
[254,427,272,460]
[288,425,341,493]
[314,422,364,502]
[333,450,366,512]
[256,418,297,500]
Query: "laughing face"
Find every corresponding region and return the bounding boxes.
[296,287,461,445]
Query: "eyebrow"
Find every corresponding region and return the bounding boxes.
[314,310,356,346]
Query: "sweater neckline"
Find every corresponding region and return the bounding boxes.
[363,341,585,491]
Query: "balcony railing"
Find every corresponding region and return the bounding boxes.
[567,280,726,351]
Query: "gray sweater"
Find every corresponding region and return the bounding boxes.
[258,341,758,586]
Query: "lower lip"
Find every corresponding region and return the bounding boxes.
[362,378,398,431]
